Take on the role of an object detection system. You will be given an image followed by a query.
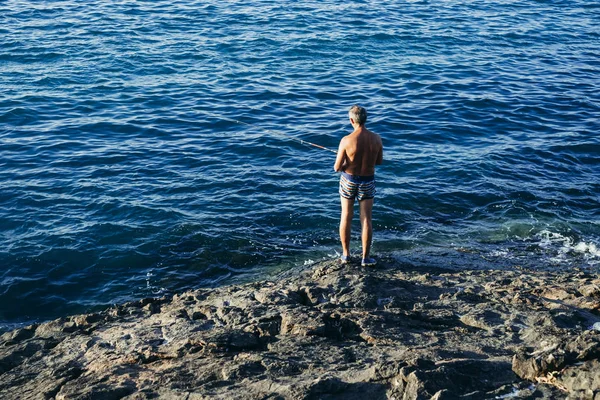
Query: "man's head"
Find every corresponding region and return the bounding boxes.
[349,105,367,126]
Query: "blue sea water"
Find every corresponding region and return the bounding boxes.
[1,0,599,330]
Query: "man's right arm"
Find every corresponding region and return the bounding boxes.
[333,138,347,172]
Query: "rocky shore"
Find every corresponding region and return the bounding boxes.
[1,255,599,399]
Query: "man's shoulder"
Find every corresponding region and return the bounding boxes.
[372,131,382,144]
[341,133,356,144]
[338,135,353,152]
[367,129,382,144]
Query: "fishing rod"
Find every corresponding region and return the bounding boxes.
[204,112,337,154]
[267,129,337,154]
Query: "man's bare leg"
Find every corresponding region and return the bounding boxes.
[339,197,354,257]
[359,198,374,259]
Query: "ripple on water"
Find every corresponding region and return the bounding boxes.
[0,0,599,326]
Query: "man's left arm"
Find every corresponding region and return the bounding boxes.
[375,136,383,165]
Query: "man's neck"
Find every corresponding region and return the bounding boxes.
[351,124,366,133]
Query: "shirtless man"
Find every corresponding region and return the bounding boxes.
[333,105,383,267]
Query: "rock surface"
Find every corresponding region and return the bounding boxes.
[1,256,599,399]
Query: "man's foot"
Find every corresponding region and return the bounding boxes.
[361,257,376,267]
[340,255,350,265]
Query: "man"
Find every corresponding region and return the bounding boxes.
[334,105,383,267]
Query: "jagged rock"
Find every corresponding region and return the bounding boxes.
[512,329,600,398]
[579,283,600,299]
[0,325,37,345]
[512,349,567,381]
[0,258,598,399]
[390,359,517,399]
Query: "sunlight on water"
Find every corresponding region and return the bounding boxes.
[0,0,598,326]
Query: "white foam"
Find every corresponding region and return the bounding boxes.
[537,230,600,265]
[537,230,572,248]
[573,241,599,257]
[489,249,512,258]
[494,384,536,399]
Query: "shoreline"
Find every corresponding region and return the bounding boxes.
[1,255,599,399]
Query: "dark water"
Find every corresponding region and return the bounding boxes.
[1,0,599,329]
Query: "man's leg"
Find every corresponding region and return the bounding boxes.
[339,196,354,257]
[359,198,374,259]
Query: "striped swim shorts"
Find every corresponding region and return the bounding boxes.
[339,172,376,201]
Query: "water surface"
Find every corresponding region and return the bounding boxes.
[1,0,599,329]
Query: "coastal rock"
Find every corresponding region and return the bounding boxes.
[512,330,600,397]
[0,256,598,399]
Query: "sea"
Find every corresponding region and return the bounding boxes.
[1,0,598,331]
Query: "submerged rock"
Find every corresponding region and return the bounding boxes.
[0,256,598,399]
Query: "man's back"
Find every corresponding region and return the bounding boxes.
[335,127,383,176]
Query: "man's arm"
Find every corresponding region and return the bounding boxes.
[375,136,383,165]
[333,138,347,172]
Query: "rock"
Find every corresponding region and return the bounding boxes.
[579,284,600,299]
[262,357,305,377]
[459,310,504,332]
[512,349,567,381]
[221,360,266,380]
[1,257,599,399]
[56,379,137,400]
[542,287,575,301]
[390,359,517,399]
[304,376,348,398]
[0,325,37,344]
[559,359,600,394]
[71,313,103,327]
[210,330,261,351]
[512,329,600,397]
